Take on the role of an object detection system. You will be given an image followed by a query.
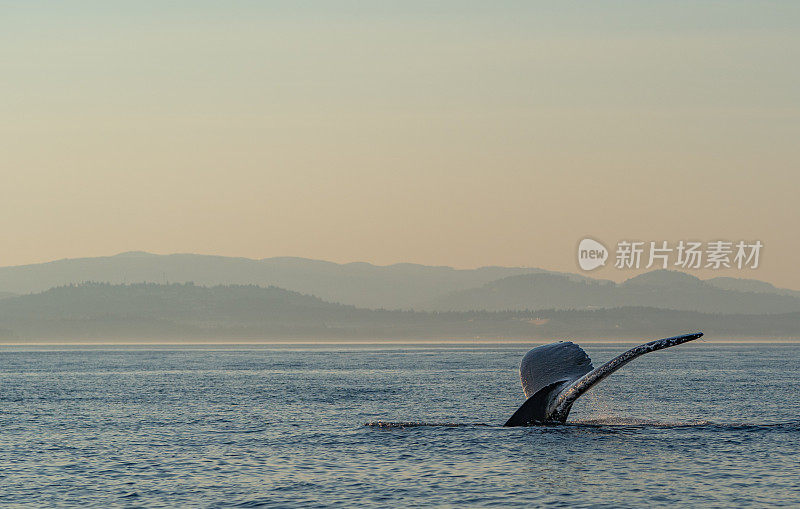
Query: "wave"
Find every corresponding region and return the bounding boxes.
[365,419,800,431]
[364,421,492,428]
[571,417,712,427]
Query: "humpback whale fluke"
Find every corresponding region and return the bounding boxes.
[504,332,703,426]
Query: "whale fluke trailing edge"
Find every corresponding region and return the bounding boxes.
[504,332,703,426]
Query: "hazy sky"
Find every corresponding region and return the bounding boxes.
[2,2,799,288]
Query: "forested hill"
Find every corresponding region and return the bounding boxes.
[0,283,797,341]
[2,252,798,314]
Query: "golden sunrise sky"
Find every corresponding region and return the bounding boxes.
[2,2,799,288]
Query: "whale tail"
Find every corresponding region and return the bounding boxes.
[504,332,703,426]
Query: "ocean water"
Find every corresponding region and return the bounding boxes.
[1,341,799,508]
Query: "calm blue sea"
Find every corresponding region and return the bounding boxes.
[1,342,799,508]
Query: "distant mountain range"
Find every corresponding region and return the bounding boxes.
[0,283,797,341]
[0,252,554,309]
[428,271,800,314]
[0,252,798,315]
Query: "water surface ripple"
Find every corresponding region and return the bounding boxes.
[1,343,799,507]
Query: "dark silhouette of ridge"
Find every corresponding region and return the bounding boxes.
[0,253,573,309]
[0,282,797,341]
[428,270,800,314]
[0,254,798,314]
